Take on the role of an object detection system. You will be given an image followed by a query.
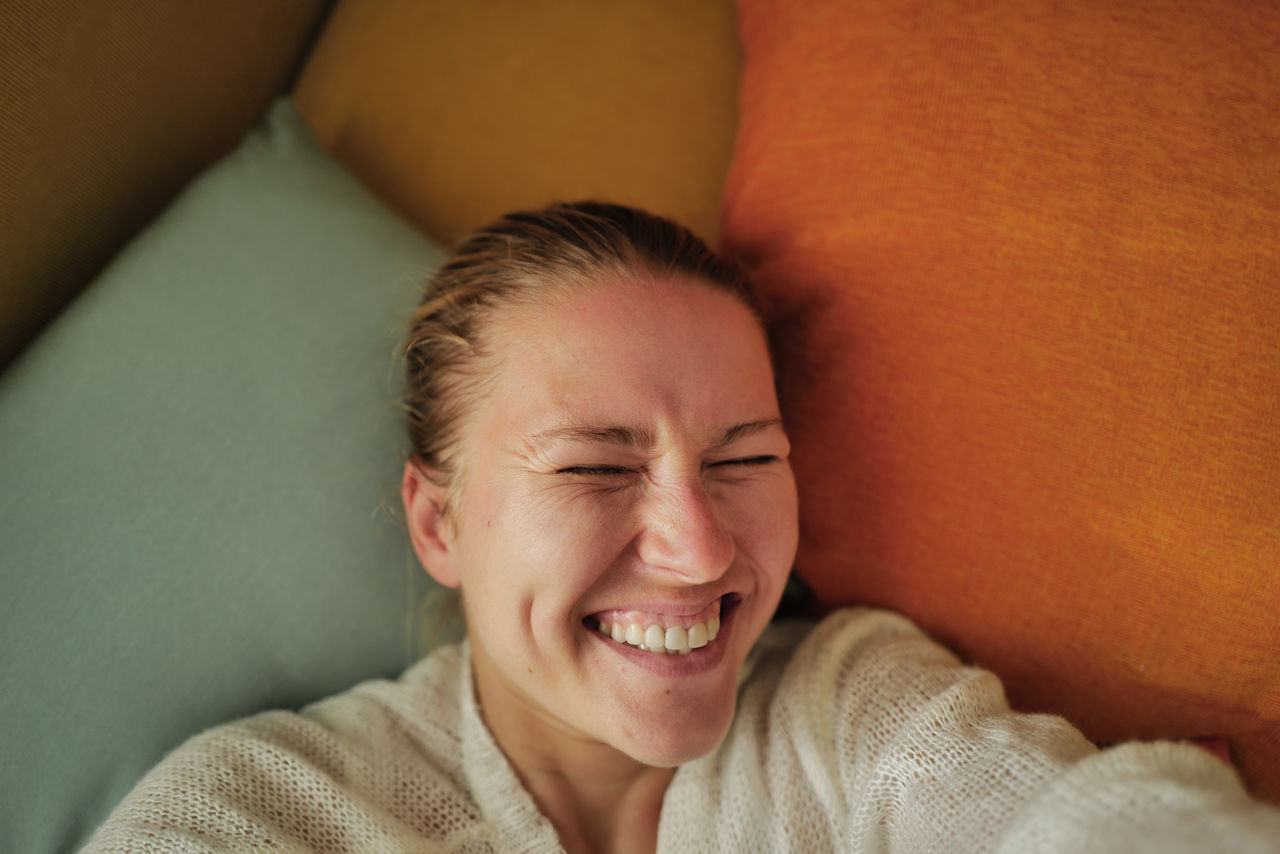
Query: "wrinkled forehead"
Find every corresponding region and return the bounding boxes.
[489,275,767,365]
[467,277,778,439]
[478,271,767,356]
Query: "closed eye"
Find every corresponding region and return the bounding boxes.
[708,455,779,469]
[556,457,780,476]
[555,465,636,476]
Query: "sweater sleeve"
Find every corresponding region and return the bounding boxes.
[762,608,1280,853]
[993,740,1280,852]
[78,646,516,853]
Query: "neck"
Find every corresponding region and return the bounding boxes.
[472,662,675,854]
[513,742,674,854]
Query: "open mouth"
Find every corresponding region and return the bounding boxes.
[584,594,741,656]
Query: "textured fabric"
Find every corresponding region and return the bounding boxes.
[721,0,1280,800]
[293,0,739,246]
[0,100,444,852]
[82,610,1280,852]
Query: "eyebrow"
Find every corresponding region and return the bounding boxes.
[529,424,657,450]
[714,418,784,447]
[527,418,783,451]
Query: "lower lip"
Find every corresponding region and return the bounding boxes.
[587,600,736,677]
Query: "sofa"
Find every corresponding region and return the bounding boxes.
[2,1,1276,850]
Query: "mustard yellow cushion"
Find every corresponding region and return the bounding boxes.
[722,0,1280,801]
[294,0,739,246]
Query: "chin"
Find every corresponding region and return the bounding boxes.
[621,699,738,769]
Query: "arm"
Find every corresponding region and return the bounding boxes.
[776,609,1280,852]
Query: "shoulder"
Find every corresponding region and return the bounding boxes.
[708,609,1099,849]
[81,644,483,852]
[729,610,1280,852]
[302,641,470,767]
[747,606,999,716]
[751,605,957,672]
[743,606,1094,771]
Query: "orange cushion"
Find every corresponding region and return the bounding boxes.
[293,0,738,247]
[723,0,1280,801]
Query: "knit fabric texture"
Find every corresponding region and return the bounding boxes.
[82,609,1280,852]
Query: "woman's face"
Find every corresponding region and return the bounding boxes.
[412,276,798,768]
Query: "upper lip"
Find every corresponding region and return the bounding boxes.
[585,591,735,618]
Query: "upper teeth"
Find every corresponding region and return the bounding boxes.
[596,616,720,655]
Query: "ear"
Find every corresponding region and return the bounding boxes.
[401,458,461,588]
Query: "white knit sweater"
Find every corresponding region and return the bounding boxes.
[82,608,1280,852]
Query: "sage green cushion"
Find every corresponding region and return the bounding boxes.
[0,100,444,852]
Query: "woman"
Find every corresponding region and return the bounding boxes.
[84,202,1279,852]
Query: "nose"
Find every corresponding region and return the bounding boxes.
[635,479,735,584]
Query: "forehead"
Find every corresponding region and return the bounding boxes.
[474,277,777,442]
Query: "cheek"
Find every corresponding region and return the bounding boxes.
[462,482,637,600]
[731,474,800,575]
